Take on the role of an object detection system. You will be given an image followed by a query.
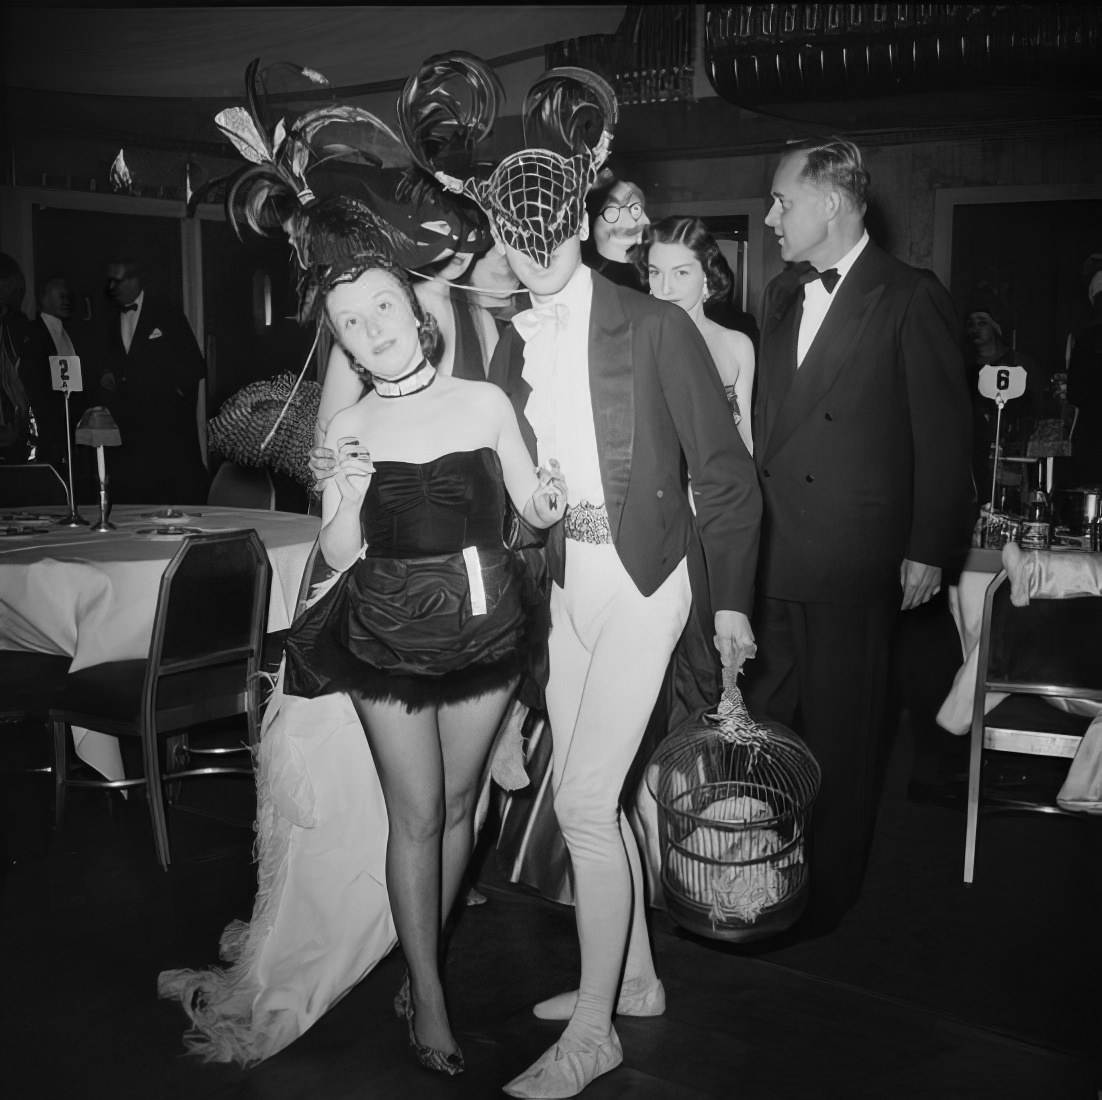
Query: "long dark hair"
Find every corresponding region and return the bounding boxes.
[637,216,732,302]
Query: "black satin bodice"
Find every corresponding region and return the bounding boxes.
[362,447,506,558]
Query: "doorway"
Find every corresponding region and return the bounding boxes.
[32,204,184,377]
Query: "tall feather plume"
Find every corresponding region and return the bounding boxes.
[203,59,420,260]
[244,56,267,140]
[522,67,619,167]
[195,58,324,238]
[398,52,504,191]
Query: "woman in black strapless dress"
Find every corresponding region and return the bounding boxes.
[283,255,564,1076]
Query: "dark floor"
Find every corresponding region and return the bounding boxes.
[2,701,1100,1100]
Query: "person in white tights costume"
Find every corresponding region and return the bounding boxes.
[441,68,761,1098]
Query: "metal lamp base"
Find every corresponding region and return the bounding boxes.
[91,486,115,532]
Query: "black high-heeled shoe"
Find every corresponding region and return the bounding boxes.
[394,970,464,1076]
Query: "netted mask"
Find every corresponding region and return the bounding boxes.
[467,149,597,268]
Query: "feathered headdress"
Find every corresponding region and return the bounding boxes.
[406,60,619,267]
[199,59,491,295]
[201,60,483,477]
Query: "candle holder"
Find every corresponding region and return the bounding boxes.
[57,391,88,527]
[75,406,121,533]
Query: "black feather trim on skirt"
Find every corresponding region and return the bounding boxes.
[283,546,547,713]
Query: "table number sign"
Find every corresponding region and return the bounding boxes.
[978,363,1028,512]
[49,355,84,394]
[977,363,1026,405]
[48,356,87,525]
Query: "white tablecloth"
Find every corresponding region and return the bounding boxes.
[0,504,320,780]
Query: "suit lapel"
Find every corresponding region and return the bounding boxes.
[587,273,634,540]
[763,247,885,466]
[503,273,634,554]
[127,303,149,357]
[37,317,57,356]
[110,310,126,354]
[757,281,802,461]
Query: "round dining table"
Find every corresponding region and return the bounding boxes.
[0,503,321,780]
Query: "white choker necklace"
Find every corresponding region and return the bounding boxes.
[372,359,436,398]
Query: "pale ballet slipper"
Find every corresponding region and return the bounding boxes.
[501,1027,623,1099]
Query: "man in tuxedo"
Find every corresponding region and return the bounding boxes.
[483,151,760,1096]
[98,258,208,504]
[744,137,974,931]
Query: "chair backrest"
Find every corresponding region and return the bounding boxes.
[207,461,276,510]
[146,531,272,735]
[0,463,69,508]
[978,570,1102,701]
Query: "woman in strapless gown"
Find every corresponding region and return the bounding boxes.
[313,248,501,455]
[159,254,564,1072]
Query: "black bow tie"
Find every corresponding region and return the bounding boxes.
[795,263,840,294]
[119,302,139,313]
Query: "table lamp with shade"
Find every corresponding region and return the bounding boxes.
[75,406,121,532]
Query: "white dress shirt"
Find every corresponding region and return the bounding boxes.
[41,311,75,357]
[512,264,604,507]
[120,290,144,353]
[797,231,869,367]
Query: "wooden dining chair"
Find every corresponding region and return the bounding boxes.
[49,530,272,870]
[964,569,1102,883]
[0,462,69,508]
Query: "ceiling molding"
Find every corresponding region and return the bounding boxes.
[2,5,625,98]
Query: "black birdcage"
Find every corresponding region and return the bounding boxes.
[647,672,820,942]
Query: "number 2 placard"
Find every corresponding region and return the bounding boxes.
[49,355,84,393]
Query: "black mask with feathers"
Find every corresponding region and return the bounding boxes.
[400,59,619,268]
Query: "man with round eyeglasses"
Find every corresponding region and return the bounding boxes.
[599,199,644,224]
[581,178,649,291]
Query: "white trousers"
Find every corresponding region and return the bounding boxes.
[546,543,691,1039]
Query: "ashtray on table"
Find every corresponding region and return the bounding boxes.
[134,526,203,538]
[139,509,202,521]
[0,524,48,537]
[1053,531,1095,551]
[0,512,55,525]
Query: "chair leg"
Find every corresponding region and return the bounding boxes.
[963,722,985,884]
[141,725,171,871]
[52,719,69,832]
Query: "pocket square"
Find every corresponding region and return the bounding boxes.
[149,328,163,339]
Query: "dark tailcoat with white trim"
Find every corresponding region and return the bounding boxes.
[488,270,761,616]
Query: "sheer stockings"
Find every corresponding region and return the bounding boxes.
[350,684,513,1056]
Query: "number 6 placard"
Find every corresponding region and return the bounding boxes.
[977,363,1027,403]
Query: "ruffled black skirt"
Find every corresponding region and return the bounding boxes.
[283,546,545,712]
